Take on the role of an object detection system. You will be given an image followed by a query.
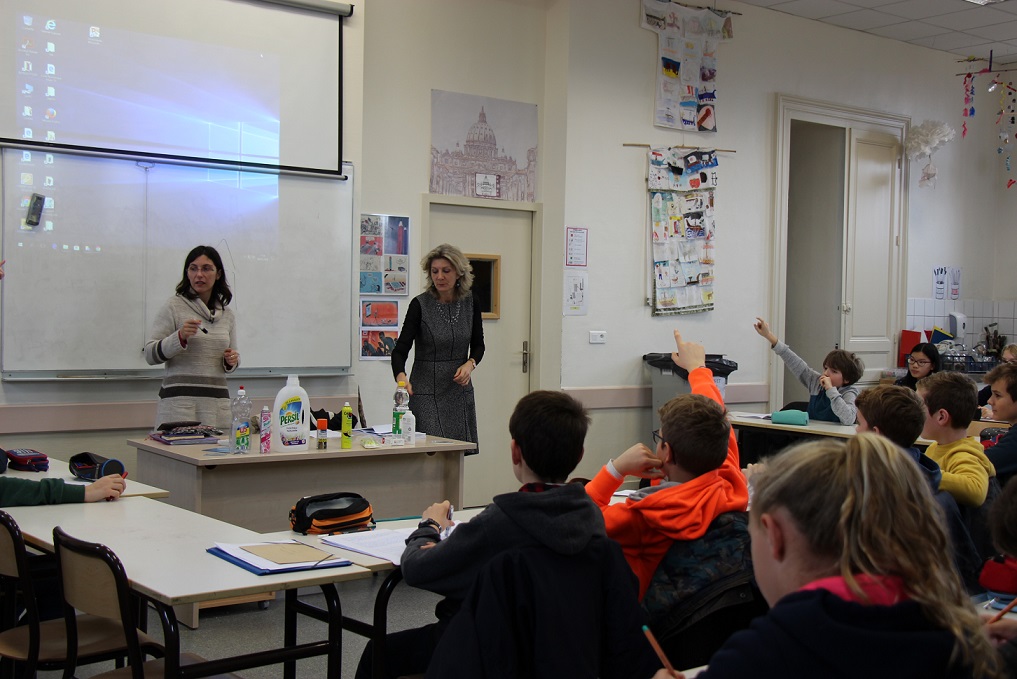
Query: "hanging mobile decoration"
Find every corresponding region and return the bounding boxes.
[905,120,955,189]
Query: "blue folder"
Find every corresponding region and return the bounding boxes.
[207,546,352,575]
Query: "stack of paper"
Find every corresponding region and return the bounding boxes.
[321,528,416,565]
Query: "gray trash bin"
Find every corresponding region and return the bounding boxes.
[642,353,738,432]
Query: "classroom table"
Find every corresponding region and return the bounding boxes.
[3,496,375,678]
[4,457,169,499]
[129,434,475,532]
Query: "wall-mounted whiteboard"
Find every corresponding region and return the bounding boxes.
[1,149,353,377]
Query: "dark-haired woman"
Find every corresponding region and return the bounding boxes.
[145,245,239,429]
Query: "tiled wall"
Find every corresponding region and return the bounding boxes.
[906,298,1017,350]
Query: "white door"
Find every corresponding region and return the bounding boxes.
[840,129,901,382]
[429,202,532,507]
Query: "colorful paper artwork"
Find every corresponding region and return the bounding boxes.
[641,0,733,132]
[648,147,719,316]
[359,214,410,296]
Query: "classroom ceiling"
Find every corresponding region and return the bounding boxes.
[738,0,1017,66]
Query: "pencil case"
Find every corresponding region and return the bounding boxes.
[4,448,50,472]
[770,410,809,426]
[69,452,125,481]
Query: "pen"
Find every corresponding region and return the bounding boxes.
[200,326,208,334]
[642,625,679,677]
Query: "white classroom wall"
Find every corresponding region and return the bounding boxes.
[0,0,1011,474]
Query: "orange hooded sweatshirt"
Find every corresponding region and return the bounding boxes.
[585,366,749,599]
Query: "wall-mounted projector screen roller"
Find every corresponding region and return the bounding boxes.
[2,0,346,173]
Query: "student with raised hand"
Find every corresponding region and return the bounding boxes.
[652,434,1000,679]
[585,329,748,599]
[753,317,863,424]
[0,473,126,505]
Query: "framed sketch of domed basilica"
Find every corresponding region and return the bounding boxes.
[430,90,538,203]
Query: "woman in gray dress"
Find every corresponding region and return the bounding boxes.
[392,244,484,454]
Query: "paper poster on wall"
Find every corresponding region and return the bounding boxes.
[563,269,588,316]
[648,147,719,316]
[360,214,410,295]
[430,90,538,202]
[361,329,398,360]
[641,0,733,132]
[932,266,962,300]
[566,226,588,267]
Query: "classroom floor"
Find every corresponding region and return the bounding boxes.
[38,573,443,679]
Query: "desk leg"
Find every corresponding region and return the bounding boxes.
[284,584,342,679]
[173,602,200,630]
[155,602,183,678]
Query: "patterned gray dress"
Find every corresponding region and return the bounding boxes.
[392,292,484,454]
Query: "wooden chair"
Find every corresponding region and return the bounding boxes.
[52,527,235,679]
[0,510,140,679]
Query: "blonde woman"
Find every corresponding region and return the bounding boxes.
[655,433,999,678]
[391,244,484,453]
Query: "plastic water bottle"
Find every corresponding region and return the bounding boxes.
[259,406,271,454]
[401,410,416,446]
[341,402,353,449]
[230,386,253,454]
[392,381,409,445]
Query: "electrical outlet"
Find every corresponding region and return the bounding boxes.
[589,330,607,344]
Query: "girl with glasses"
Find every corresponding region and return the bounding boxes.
[895,342,941,391]
[144,245,239,430]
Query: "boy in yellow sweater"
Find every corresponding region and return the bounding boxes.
[917,371,995,508]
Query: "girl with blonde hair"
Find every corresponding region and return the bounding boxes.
[656,433,999,678]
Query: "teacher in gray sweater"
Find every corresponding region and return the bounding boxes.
[144,246,239,430]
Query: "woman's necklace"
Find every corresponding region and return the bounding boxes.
[438,299,462,325]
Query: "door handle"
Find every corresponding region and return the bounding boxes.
[521,341,529,374]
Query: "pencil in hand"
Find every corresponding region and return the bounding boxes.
[643,625,682,678]
[990,596,1017,623]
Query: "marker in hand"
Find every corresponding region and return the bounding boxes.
[200,325,208,334]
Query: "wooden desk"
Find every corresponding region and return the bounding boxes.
[129,435,474,532]
[4,497,374,678]
[5,458,169,499]
[728,411,934,463]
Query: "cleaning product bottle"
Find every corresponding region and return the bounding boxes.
[270,374,310,452]
[341,401,353,449]
[229,386,252,454]
[392,381,409,445]
[259,406,272,454]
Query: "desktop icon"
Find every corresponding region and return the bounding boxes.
[23,128,33,139]
[22,61,32,73]
[44,154,54,164]
[46,64,55,75]
[22,83,34,94]
[44,197,54,209]
[45,20,56,31]
[45,42,55,53]
[45,108,56,120]
[21,38,33,50]
[45,221,54,232]
[44,176,54,187]
[46,86,56,97]
[89,26,101,38]
[23,16,33,27]
[19,196,30,209]
[20,173,33,186]
[22,151,32,162]
[22,106,32,117]
[45,131,56,142]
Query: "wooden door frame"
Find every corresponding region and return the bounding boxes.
[419,193,544,388]
[769,95,910,409]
